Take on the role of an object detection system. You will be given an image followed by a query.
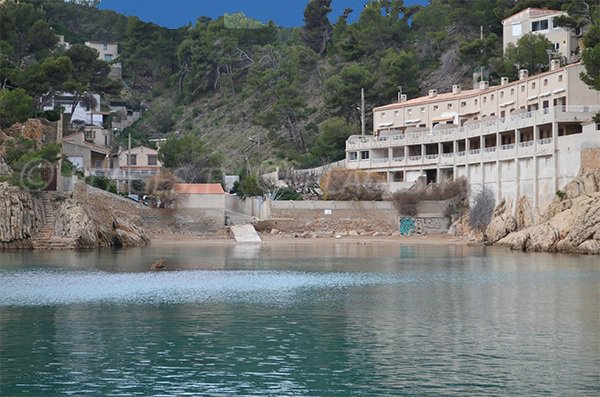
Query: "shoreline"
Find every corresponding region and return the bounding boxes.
[148,233,472,246]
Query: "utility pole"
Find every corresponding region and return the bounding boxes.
[127,130,132,193]
[361,87,365,136]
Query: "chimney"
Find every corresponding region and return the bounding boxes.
[452,84,461,94]
[478,81,489,90]
[501,77,509,86]
[550,59,561,71]
[519,69,529,80]
[399,94,407,102]
[428,89,438,98]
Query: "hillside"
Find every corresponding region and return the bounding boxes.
[2,0,576,173]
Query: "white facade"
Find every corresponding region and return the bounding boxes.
[44,93,103,126]
[346,63,600,217]
[85,41,122,79]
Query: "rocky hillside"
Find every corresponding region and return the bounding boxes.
[488,148,600,254]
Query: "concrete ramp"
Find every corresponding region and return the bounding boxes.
[230,224,262,243]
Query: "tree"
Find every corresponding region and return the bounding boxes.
[504,33,553,74]
[469,186,495,233]
[0,88,34,127]
[378,48,420,100]
[62,44,121,119]
[158,133,223,183]
[325,63,376,123]
[310,117,356,164]
[302,0,333,54]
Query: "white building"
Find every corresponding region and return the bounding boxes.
[346,61,600,216]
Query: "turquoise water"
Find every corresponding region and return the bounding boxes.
[0,243,598,396]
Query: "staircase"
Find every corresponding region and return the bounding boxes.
[31,194,76,250]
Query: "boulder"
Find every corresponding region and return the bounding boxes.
[515,196,534,230]
[150,259,167,270]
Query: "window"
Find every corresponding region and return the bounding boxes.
[360,151,369,160]
[447,103,452,109]
[127,154,137,166]
[500,91,504,98]
[512,22,522,36]
[491,94,494,100]
[433,105,439,110]
[103,43,108,50]
[104,136,108,146]
[420,107,425,113]
[521,85,525,92]
[394,111,400,117]
[407,109,412,115]
[483,96,487,103]
[95,160,102,168]
[474,99,478,105]
[381,112,386,118]
[104,54,113,62]
[510,88,515,95]
[532,82,536,89]
[461,101,466,107]
[349,152,358,160]
[148,155,158,166]
[554,42,560,50]
[544,79,548,86]
[531,19,548,32]
[558,75,563,82]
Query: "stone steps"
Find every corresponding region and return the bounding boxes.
[31,193,77,250]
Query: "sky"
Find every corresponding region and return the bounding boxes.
[98,0,428,29]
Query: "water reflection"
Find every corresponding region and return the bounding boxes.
[0,243,598,396]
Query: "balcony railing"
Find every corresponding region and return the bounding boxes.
[538,137,553,145]
[469,149,481,155]
[483,146,497,153]
[392,156,405,162]
[371,158,389,163]
[501,143,516,150]
[425,154,439,159]
[442,152,454,157]
[408,155,422,161]
[456,151,466,157]
[88,168,160,180]
[519,140,534,147]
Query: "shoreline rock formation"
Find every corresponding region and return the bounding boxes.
[0,182,149,250]
[491,148,600,254]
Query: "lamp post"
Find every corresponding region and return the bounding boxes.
[248,135,261,176]
[127,130,132,193]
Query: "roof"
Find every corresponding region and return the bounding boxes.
[174,183,225,195]
[502,8,563,24]
[374,63,581,112]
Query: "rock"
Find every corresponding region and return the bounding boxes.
[497,229,530,251]
[372,231,387,237]
[313,231,332,238]
[270,228,279,235]
[150,259,167,270]
[391,231,400,237]
[575,239,600,254]
[0,182,43,247]
[485,199,517,243]
[348,230,359,236]
[515,196,534,230]
[335,235,342,239]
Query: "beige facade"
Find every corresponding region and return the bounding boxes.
[501,8,581,63]
[116,146,161,176]
[346,62,600,216]
[84,41,122,79]
[63,130,111,171]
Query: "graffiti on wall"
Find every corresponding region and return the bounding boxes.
[399,217,449,235]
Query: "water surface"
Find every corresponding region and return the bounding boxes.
[1,242,598,396]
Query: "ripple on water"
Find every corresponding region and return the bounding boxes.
[0,269,406,306]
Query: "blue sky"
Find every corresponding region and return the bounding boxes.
[98,0,428,29]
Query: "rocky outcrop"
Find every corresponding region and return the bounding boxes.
[485,199,517,243]
[0,182,44,249]
[0,157,12,176]
[0,181,149,250]
[496,148,600,254]
[53,184,149,249]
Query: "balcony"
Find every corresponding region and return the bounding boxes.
[391,156,405,164]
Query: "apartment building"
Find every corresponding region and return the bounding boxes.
[502,8,582,63]
[346,61,600,214]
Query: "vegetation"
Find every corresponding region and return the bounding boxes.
[469,186,496,233]
[85,175,117,194]
[158,133,223,183]
[0,0,599,175]
[391,177,469,216]
[320,169,384,201]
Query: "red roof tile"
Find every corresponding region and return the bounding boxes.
[174,183,225,194]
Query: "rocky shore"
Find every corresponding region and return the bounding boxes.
[486,148,600,254]
[0,182,149,250]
